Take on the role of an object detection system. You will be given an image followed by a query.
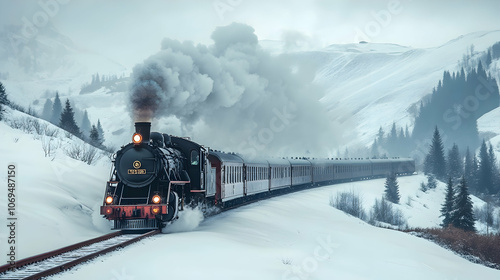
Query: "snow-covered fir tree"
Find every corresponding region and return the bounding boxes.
[80,110,91,138]
[440,178,454,228]
[427,174,438,192]
[59,99,81,138]
[447,143,462,180]
[477,140,494,194]
[0,81,9,106]
[89,124,102,147]
[463,147,477,191]
[41,98,53,121]
[97,119,105,143]
[50,92,62,125]
[384,173,400,204]
[488,143,500,194]
[450,176,475,232]
[424,126,447,180]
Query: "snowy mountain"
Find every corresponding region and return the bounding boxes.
[311,30,500,146]
[3,29,500,152]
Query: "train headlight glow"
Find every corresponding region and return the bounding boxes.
[152,195,161,204]
[105,196,114,204]
[151,206,160,214]
[132,133,142,144]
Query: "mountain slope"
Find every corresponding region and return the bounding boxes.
[50,176,500,280]
[312,30,500,146]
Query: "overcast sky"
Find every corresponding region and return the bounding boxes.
[2,0,500,68]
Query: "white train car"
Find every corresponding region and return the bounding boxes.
[290,159,312,186]
[244,158,270,196]
[268,158,292,190]
[207,151,245,203]
[333,159,372,181]
[310,159,335,184]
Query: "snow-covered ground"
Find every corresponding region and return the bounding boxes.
[0,109,112,259]
[1,110,499,279]
[49,176,499,280]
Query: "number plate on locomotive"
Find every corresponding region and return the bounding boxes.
[127,169,147,175]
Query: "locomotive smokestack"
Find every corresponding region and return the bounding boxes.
[135,122,151,143]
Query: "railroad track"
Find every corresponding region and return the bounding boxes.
[0,230,159,280]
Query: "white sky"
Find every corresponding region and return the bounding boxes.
[1,0,500,68]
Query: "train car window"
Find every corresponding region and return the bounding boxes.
[190,150,199,165]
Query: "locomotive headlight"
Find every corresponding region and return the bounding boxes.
[151,206,160,214]
[132,133,142,145]
[105,196,114,205]
[152,195,161,204]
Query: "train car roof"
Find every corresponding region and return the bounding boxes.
[370,158,414,163]
[309,159,335,165]
[267,158,291,166]
[208,150,244,163]
[237,155,269,165]
[288,158,312,165]
[332,159,373,164]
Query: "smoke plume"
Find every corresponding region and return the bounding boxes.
[129,23,341,157]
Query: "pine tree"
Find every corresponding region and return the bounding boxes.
[426,173,437,190]
[440,178,455,228]
[488,143,500,193]
[41,98,53,121]
[486,49,492,67]
[388,122,398,154]
[447,143,462,180]
[89,124,102,147]
[377,126,384,145]
[450,176,475,232]
[0,82,9,106]
[97,119,105,144]
[477,140,493,194]
[51,92,63,125]
[371,139,379,158]
[425,127,447,180]
[59,99,81,137]
[80,110,91,138]
[384,173,400,204]
[464,147,477,192]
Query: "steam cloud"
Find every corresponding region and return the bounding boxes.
[130,23,341,157]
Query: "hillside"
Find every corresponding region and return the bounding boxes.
[2,30,500,153]
[312,30,500,146]
[49,175,499,280]
[0,108,111,259]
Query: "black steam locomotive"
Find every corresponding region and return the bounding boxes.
[101,122,415,230]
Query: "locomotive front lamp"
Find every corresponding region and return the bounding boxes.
[105,196,114,204]
[152,194,161,204]
[132,133,142,145]
[151,206,161,214]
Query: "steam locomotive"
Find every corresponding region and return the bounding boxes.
[100,122,415,230]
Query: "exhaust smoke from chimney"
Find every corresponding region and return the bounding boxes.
[128,23,343,157]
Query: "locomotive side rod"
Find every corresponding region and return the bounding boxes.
[0,230,159,280]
